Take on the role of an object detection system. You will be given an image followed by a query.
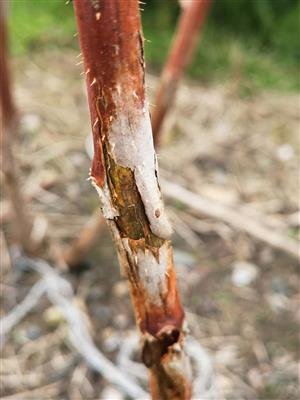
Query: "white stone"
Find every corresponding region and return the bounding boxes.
[21,114,41,131]
[100,386,124,400]
[277,144,294,161]
[231,261,259,287]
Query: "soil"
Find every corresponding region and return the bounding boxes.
[1,49,299,399]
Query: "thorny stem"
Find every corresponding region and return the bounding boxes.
[64,0,210,270]
[152,0,211,146]
[73,0,192,398]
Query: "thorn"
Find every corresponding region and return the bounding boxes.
[95,12,101,21]
[75,60,83,66]
[73,32,78,37]
[90,77,97,86]
[76,52,82,58]
[85,68,91,75]
[93,118,99,128]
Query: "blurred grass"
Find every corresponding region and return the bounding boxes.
[9,0,76,53]
[9,0,299,92]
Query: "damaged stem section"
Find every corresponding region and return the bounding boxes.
[73,0,191,398]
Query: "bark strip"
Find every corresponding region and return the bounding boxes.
[73,1,191,398]
[152,0,211,146]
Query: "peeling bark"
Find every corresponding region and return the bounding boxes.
[152,0,211,146]
[73,1,191,398]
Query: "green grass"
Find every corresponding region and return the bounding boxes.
[9,0,76,54]
[143,0,300,93]
[8,0,300,93]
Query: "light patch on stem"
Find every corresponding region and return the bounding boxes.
[108,100,172,239]
[123,239,169,305]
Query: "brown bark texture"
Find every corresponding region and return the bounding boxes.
[0,3,33,253]
[64,0,210,270]
[0,3,15,128]
[73,1,192,398]
[152,0,211,146]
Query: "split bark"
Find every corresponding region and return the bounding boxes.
[64,0,211,269]
[151,0,211,146]
[73,1,192,399]
[0,3,33,253]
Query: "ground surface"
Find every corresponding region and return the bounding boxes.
[1,50,299,399]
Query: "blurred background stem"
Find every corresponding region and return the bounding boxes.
[8,0,300,93]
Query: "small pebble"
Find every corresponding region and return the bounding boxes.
[113,280,128,298]
[26,325,42,340]
[13,328,29,346]
[21,114,41,132]
[101,386,124,400]
[231,261,259,287]
[266,293,288,313]
[43,306,65,328]
[277,144,294,161]
[113,314,129,329]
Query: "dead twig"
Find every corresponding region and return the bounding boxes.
[3,251,148,399]
[0,280,47,347]
[152,0,211,145]
[161,179,300,261]
[0,382,62,400]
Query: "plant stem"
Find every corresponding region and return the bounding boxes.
[152,0,211,146]
[73,1,192,398]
